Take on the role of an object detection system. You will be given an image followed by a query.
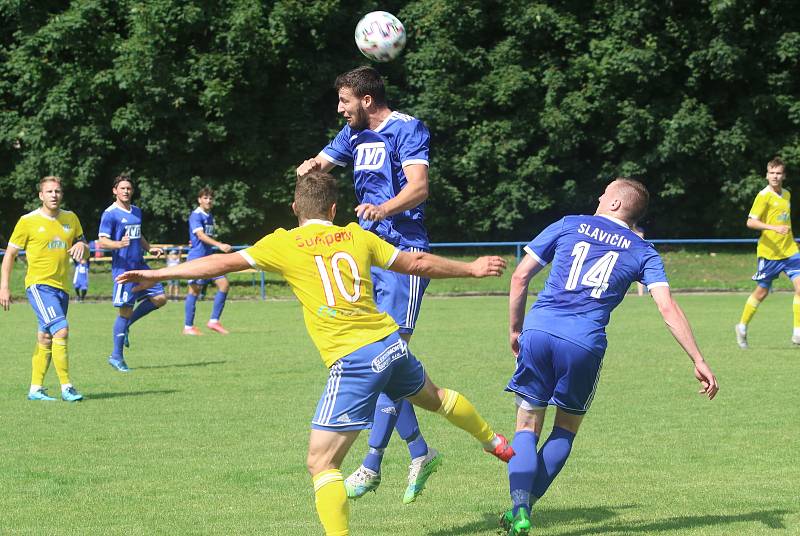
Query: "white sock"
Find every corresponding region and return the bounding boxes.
[482,434,501,451]
[208,319,219,324]
[29,384,42,394]
[61,383,73,393]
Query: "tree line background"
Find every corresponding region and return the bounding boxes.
[1,0,798,245]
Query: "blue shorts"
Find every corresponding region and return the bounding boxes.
[312,332,426,431]
[112,280,165,308]
[372,247,430,334]
[752,254,800,288]
[26,284,70,334]
[505,330,604,415]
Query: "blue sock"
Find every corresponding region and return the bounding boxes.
[210,291,227,322]
[395,399,428,459]
[364,393,399,473]
[508,430,539,516]
[128,299,158,326]
[531,426,576,501]
[112,315,129,359]
[184,293,198,327]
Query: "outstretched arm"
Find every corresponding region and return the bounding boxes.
[389,250,506,279]
[508,255,545,357]
[650,286,719,399]
[117,252,250,288]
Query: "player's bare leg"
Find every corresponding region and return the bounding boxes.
[308,430,360,536]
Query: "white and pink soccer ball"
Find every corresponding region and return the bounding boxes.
[355,11,406,62]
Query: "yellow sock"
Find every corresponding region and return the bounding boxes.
[436,389,494,444]
[793,296,800,329]
[312,469,349,536]
[740,295,762,325]
[51,338,71,385]
[31,343,52,386]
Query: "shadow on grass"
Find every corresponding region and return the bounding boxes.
[425,506,793,535]
[135,360,227,370]
[87,389,179,400]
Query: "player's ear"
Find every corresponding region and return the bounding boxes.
[362,94,373,109]
[291,201,298,216]
[330,203,337,220]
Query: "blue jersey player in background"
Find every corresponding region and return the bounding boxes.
[296,66,440,504]
[72,258,89,302]
[97,175,166,372]
[183,186,233,336]
[500,179,720,535]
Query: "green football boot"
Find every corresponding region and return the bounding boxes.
[402,448,442,504]
[499,508,531,536]
[344,465,381,499]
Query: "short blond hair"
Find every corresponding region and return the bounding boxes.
[613,178,649,223]
[39,175,62,191]
[767,157,785,171]
[294,172,338,219]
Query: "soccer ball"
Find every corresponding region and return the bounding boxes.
[354,11,406,62]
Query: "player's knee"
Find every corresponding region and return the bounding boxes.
[152,295,168,308]
[216,279,229,292]
[37,332,53,345]
[52,327,69,339]
[188,284,200,296]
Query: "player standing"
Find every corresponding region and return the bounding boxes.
[501,179,719,535]
[117,172,514,536]
[73,258,89,302]
[183,187,232,335]
[0,176,88,402]
[97,174,167,372]
[735,158,800,348]
[297,66,439,503]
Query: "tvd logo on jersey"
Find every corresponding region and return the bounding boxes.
[354,142,387,171]
[125,224,142,239]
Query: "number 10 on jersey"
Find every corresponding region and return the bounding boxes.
[315,253,362,306]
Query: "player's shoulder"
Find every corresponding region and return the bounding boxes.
[381,111,426,132]
[19,209,40,220]
[102,203,118,213]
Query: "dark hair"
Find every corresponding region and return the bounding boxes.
[614,178,650,223]
[198,186,214,198]
[294,172,338,219]
[334,66,387,107]
[113,173,133,189]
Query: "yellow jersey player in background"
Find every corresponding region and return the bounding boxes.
[117,171,515,536]
[0,176,89,401]
[735,157,800,348]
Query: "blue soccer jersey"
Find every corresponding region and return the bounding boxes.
[523,214,668,356]
[188,208,215,260]
[98,203,147,276]
[320,111,430,249]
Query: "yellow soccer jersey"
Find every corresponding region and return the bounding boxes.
[8,209,85,291]
[240,220,400,367]
[748,187,799,260]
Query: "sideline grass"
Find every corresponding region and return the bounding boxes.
[0,295,798,535]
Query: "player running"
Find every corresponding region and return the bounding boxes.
[735,157,800,348]
[501,179,719,535]
[297,66,439,504]
[183,187,233,335]
[117,172,514,536]
[0,176,88,402]
[97,174,167,372]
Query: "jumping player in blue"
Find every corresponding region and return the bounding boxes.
[97,175,167,372]
[500,179,720,535]
[296,66,441,504]
[183,186,233,336]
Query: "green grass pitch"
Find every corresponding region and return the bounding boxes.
[1,293,798,535]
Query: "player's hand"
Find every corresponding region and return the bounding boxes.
[469,256,507,278]
[116,271,157,292]
[693,359,719,400]
[118,235,131,248]
[510,330,521,358]
[296,158,321,177]
[219,243,233,253]
[355,203,387,222]
[0,287,11,310]
[773,225,790,235]
[68,242,87,262]
[150,247,165,258]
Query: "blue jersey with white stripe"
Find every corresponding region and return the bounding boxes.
[523,214,668,356]
[321,111,430,249]
[188,208,215,260]
[98,203,147,276]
